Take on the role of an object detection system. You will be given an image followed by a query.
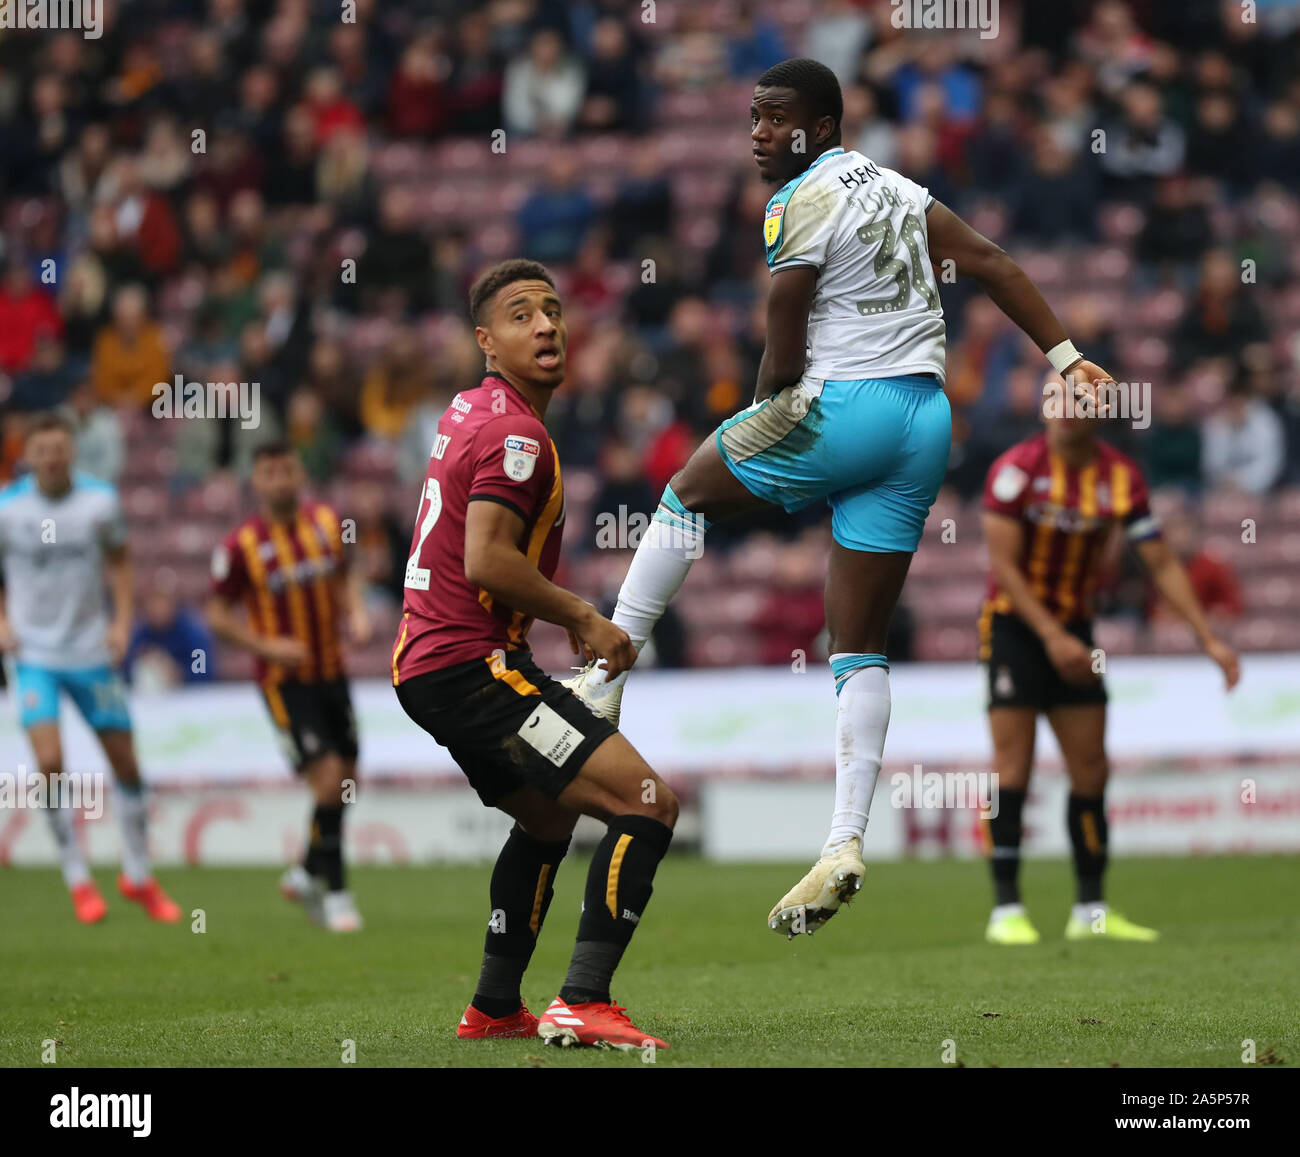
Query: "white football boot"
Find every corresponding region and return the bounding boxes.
[767,837,866,938]
[562,661,625,728]
[280,865,327,924]
[321,890,363,932]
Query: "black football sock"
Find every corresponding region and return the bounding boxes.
[987,787,1026,907]
[1067,794,1108,904]
[472,825,571,1018]
[307,804,345,892]
[559,815,673,1006]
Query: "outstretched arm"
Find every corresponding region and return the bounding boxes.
[926,200,1111,397]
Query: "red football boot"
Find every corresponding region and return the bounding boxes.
[457,1003,539,1040]
[117,874,182,923]
[70,880,107,924]
[536,998,669,1051]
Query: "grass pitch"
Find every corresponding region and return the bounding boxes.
[1,855,1295,1068]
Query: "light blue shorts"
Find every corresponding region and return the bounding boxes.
[715,375,952,552]
[12,662,132,732]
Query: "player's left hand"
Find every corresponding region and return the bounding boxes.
[1205,636,1240,691]
[107,619,129,665]
[349,606,372,647]
[1064,359,1116,417]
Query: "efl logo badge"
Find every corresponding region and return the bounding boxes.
[503,435,541,481]
[764,202,784,247]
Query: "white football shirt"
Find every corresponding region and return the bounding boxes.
[764,147,947,383]
[0,472,127,669]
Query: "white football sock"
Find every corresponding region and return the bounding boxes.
[116,782,151,885]
[1072,901,1109,925]
[44,803,91,889]
[990,902,1027,922]
[822,665,891,857]
[588,504,707,689]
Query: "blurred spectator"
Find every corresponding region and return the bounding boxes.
[360,327,433,440]
[285,387,343,484]
[1011,130,1098,243]
[606,141,673,259]
[387,34,451,139]
[503,29,585,137]
[517,153,597,264]
[12,336,81,412]
[359,186,432,314]
[448,10,505,135]
[1186,89,1255,192]
[351,479,414,608]
[804,0,871,85]
[126,581,216,688]
[1143,387,1203,495]
[1202,374,1286,494]
[843,84,899,169]
[1172,249,1268,373]
[578,17,646,133]
[61,379,124,484]
[1099,82,1186,189]
[724,0,789,78]
[0,260,62,374]
[1136,175,1212,273]
[91,284,169,408]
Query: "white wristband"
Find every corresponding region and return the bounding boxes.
[1046,340,1083,375]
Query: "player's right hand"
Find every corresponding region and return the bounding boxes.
[262,636,309,666]
[1044,629,1097,684]
[575,613,637,679]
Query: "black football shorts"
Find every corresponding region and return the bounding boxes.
[984,613,1108,712]
[261,677,360,771]
[395,651,618,806]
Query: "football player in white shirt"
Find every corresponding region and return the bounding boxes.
[567,58,1115,937]
[0,411,181,924]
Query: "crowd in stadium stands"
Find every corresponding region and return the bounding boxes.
[1,0,1298,684]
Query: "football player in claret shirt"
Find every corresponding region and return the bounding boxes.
[207,443,371,932]
[979,379,1240,946]
[392,259,678,1051]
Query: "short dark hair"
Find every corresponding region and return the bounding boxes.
[756,57,843,133]
[24,410,76,440]
[469,259,556,326]
[252,440,295,462]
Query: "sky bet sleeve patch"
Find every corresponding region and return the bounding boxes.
[502,435,541,481]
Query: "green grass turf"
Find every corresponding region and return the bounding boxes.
[1,855,1295,1068]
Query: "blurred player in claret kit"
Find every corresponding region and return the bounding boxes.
[207,443,371,932]
[392,259,678,1051]
[979,384,1241,946]
[0,411,181,924]
[566,58,1116,938]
